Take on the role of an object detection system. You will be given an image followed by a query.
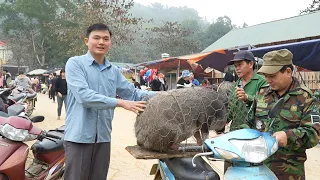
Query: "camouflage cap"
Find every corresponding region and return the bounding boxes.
[257,49,293,74]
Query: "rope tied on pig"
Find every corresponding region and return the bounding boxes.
[135,85,233,152]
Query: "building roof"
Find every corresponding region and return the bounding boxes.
[110,62,135,69]
[203,11,320,52]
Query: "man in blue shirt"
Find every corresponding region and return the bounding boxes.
[64,23,155,180]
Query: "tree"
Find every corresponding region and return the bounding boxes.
[242,22,248,28]
[0,0,63,68]
[51,0,144,57]
[301,0,320,14]
[200,16,234,50]
[144,21,200,58]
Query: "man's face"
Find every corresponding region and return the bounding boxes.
[234,60,253,78]
[263,68,292,92]
[158,73,164,79]
[85,30,111,56]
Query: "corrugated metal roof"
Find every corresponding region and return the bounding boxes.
[202,11,320,52]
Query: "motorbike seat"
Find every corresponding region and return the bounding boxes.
[26,92,37,99]
[7,104,25,116]
[31,127,64,154]
[163,157,220,180]
[0,88,11,97]
[9,94,25,102]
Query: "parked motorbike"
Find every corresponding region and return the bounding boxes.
[131,98,285,180]
[0,88,29,116]
[0,115,65,180]
[8,86,37,116]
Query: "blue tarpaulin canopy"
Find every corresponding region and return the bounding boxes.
[249,39,320,71]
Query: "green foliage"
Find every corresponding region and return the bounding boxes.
[145,21,200,57]
[301,0,320,14]
[0,0,68,68]
[0,0,236,68]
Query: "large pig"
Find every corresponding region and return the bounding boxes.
[134,86,230,152]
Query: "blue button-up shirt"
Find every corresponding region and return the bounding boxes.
[64,52,155,143]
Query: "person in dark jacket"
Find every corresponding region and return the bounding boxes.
[150,73,162,91]
[132,78,141,89]
[177,70,192,89]
[49,73,57,103]
[55,69,67,120]
[3,69,11,88]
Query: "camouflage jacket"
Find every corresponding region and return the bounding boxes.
[314,89,320,111]
[254,78,320,180]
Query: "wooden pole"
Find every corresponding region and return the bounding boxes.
[177,59,181,82]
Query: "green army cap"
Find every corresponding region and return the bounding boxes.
[257,49,293,74]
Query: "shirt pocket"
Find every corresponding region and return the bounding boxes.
[279,104,302,123]
[104,76,117,97]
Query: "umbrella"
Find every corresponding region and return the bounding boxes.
[27,69,47,76]
[195,49,235,72]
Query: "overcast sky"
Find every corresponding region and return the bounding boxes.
[134,0,312,26]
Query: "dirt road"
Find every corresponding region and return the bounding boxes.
[29,93,320,179]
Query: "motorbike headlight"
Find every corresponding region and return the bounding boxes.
[215,148,241,160]
[230,136,268,163]
[271,141,278,155]
[0,124,37,141]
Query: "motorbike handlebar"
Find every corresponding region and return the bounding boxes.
[45,133,62,140]
[178,145,208,152]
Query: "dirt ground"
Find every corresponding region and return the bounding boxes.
[28,93,320,179]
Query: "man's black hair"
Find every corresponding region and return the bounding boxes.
[244,60,256,70]
[53,72,57,76]
[86,23,112,38]
[279,64,294,73]
[60,69,65,75]
[19,71,24,75]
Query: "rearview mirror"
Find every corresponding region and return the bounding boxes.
[268,98,284,118]
[31,116,45,123]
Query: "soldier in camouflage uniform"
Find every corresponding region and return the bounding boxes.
[254,49,320,180]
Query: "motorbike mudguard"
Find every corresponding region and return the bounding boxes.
[0,138,28,180]
[225,164,278,180]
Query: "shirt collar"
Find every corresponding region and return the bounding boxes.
[251,73,260,80]
[236,72,260,87]
[85,51,111,68]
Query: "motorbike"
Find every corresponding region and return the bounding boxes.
[127,98,285,180]
[6,87,37,117]
[0,88,29,116]
[0,115,65,180]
